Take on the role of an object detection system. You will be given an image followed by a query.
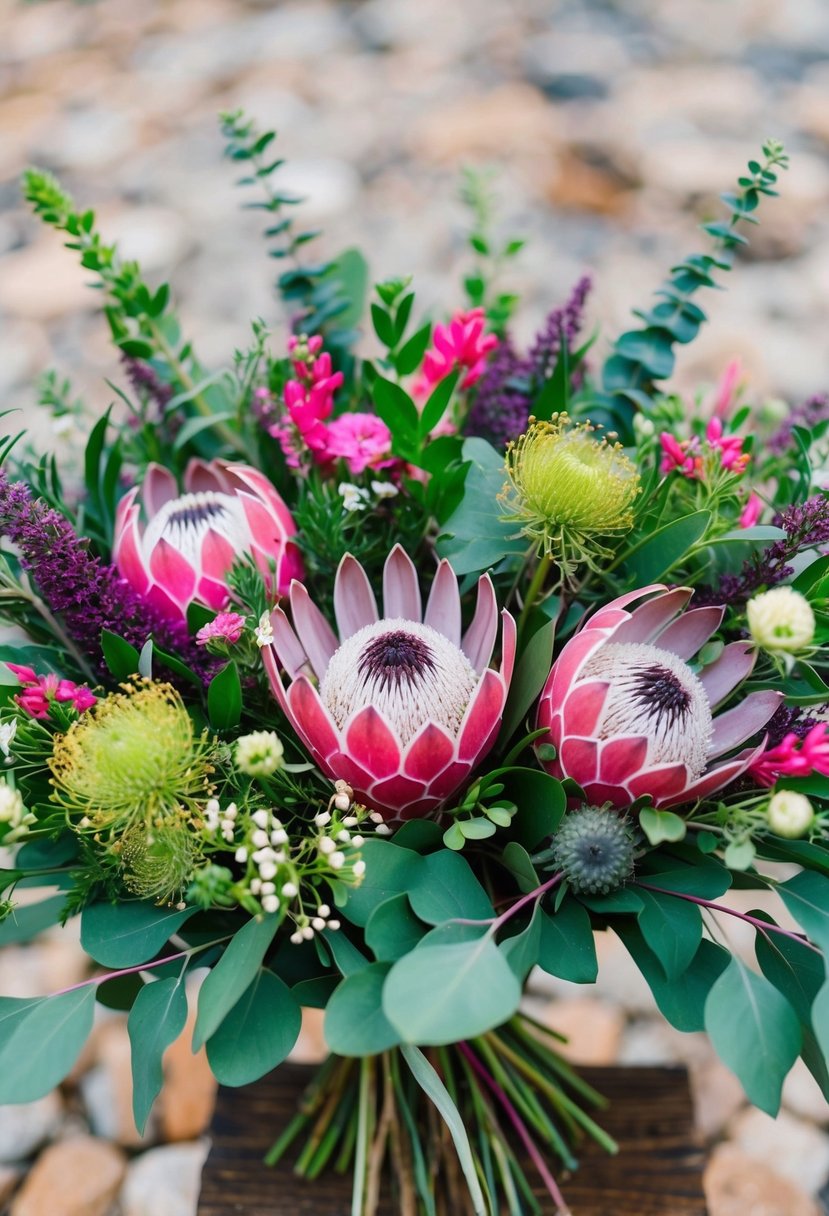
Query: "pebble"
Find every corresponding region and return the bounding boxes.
[705,1143,821,1216]
[782,1059,829,1126]
[541,996,624,1066]
[157,1008,217,1142]
[0,1094,62,1165]
[729,1106,829,1196]
[120,1141,210,1216]
[10,1135,125,1216]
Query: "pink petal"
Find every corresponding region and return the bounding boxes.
[238,492,283,553]
[580,782,630,808]
[345,706,402,779]
[277,543,305,596]
[500,610,517,684]
[289,581,339,681]
[561,681,610,738]
[547,628,607,708]
[587,585,669,633]
[224,465,297,535]
[427,760,473,800]
[609,587,694,645]
[660,745,763,808]
[462,574,498,673]
[323,751,374,791]
[627,763,690,801]
[334,555,378,640]
[113,502,151,596]
[148,539,196,610]
[398,796,443,822]
[404,723,455,782]
[142,464,179,517]
[654,605,724,660]
[199,529,236,582]
[699,642,756,708]
[598,736,648,785]
[371,773,428,812]
[424,560,461,644]
[184,458,227,495]
[382,544,422,622]
[269,607,309,680]
[457,669,506,762]
[196,576,230,611]
[145,582,186,622]
[261,643,291,718]
[709,691,782,759]
[288,677,341,762]
[559,737,599,784]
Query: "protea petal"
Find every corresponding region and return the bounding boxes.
[267,607,309,680]
[559,737,599,784]
[383,544,422,622]
[404,723,455,782]
[288,677,340,762]
[699,642,757,708]
[424,560,461,645]
[598,736,648,785]
[457,669,506,762]
[462,574,498,673]
[660,744,764,808]
[561,681,610,739]
[184,458,228,495]
[143,464,179,516]
[610,587,694,645]
[655,605,724,660]
[334,554,379,639]
[708,690,782,759]
[289,581,339,681]
[148,539,196,609]
[345,706,402,780]
[586,584,668,633]
[627,763,690,801]
[199,529,237,582]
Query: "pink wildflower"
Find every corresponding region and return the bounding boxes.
[323,413,394,476]
[271,335,344,468]
[706,417,749,474]
[660,419,749,480]
[414,308,497,398]
[739,492,763,529]
[660,432,699,478]
[749,723,829,787]
[6,662,96,720]
[711,357,743,419]
[196,611,246,647]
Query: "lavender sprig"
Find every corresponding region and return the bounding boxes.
[769,393,829,455]
[0,472,212,682]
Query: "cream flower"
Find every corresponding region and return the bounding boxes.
[747,587,815,654]
[766,789,815,838]
[235,730,285,777]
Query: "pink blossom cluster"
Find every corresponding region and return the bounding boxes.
[196,611,246,647]
[749,723,829,786]
[739,492,763,529]
[660,417,750,480]
[7,663,96,719]
[270,336,394,477]
[414,308,498,399]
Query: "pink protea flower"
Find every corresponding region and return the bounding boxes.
[536,586,782,808]
[114,460,302,624]
[414,308,498,398]
[323,413,394,476]
[7,663,96,719]
[749,723,829,787]
[261,545,516,820]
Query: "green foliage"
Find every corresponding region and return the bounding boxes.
[207,661,243,731]
[324,963,401,1056]
[437,437,526,576]
[407,851,494,924]
[459,167,523,333]
[193,913,280,1050]
[205,968,301,1086]
[128,973,188,1131]
[80,900,197,967]
[0,988,96,1103]
[538,900,598,984]
[337,839,424,928]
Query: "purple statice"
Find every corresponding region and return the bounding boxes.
[697,494,829,607]
[465,276,592,450]
[769,393,829,455]
[121,356,174,412]
[0,472,213,682]
[765,703,827,750]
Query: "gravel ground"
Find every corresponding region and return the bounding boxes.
[1,1,828,1213]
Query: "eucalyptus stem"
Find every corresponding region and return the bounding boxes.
[636,882,822,954]
[516,553,554,641]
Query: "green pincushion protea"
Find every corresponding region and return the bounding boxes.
[551,804,636,894]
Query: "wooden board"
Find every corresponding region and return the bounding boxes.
[198,1063,708,1216]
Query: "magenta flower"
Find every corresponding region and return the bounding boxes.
[414,308,498,398]
[739,492,763,529]
[272,335,344,468]
[323,413,394,476]
[536,586,781,808]
[749,723,829,787]
[261,545,515,820]
[706,417,749,474]
[659,431,698,478]
[7,663,96,719]
[710,357,743,419]
[114,460,302,624]
[195,611,246,647]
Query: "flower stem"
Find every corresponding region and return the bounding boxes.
[50,934,232,997]
[516,552,554,641]
[636,882,822,953]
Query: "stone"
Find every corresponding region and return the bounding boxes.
[289,1006,327,1065]
[0,240,94,323]
[81,1017,152,1148]
[690,1057,746,1141]
[0,1093,62,1165]
[541,996,624,1066]
[120,1141,210,1216]
[156,1008,217,1142]
[409,83,563,169]
[705,1143,821,1216]
[782,1058,829,1125]
[10,1135,125,1216]
[729,1106,829,1196]
[0,1166,21,1207]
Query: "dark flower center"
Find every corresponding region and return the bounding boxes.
[630,664,691,726]
[358,630,435,688]
[166,498,229,533]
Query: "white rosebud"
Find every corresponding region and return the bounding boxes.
[767,790,815,838]
[374,823,391,836]
[747,587,815,654]
[251,829,270,848]
[351,835,364,848]
[333,793,351,812]
[317,904,330,917]
[0,782,24,827]
[236,731,284,777]
[259,861,278,881]
[282,881,298,899]
[352,859,366,878]
[262,895,279,914]
[252,809,270,829]
[315,811,332,827]
[235,847,249,864]
[328,919,341,931]
[312,917,326,931]
[330,851,346,870]
[318,837,336,855]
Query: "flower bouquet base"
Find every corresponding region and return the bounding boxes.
[198,1062,708,1216]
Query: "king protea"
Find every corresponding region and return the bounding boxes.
[537,585,782,808]
[261,545,515,820]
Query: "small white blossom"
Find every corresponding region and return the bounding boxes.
[748,587,815,654]
[236,731,284,777]
[312,917,326,931]
[235,847,248,864]
[301,926,315,940]
[0,720,17,763]
[270,829,288,846]
[282,881,298,899]
[328,919,341,931]
[767,790,815,838]
[225,803,238,820]
[255,611,275,648]
[252,829,270,848]
[262,895,279,914]
[342,815,358,827]
[290,931,304,945]
[250,878,262,895]
[352,835,364,848]
[317,904,330,917]
[0,782,25,828]
[374,823,391,836]
[330,851,346,870]
[338,482,369,512]
[334,793,351,812]
[315,811,332,827]
[371,479,399,500]
[252,809,270,830]
[369,811,383,823]
[318,837,336,855]
[259,861,278,881]
[352,859,366,878]
[260,881,276,896]
[337,829,351,843]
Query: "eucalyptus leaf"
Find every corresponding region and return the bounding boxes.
[128,974,188,1131]
[0,988,96,1103]
[193,913,279,1049]
[408,851,493,925]
[81,901,196,968]
[622,511,710,585]
[338,839,423,928]
[324,963,401,1056]
[635,887,702,982]
[538,900,598,984]
[206,969,301,1086]
[365,893,427,963]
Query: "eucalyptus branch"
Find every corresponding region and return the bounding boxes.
[636,882,822,954]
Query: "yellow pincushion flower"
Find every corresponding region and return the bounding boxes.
[500,413,640,573]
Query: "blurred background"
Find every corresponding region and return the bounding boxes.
[1,0,829,1213]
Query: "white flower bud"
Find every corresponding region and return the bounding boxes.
[329,851,346,870]
[334,793,351,811]
[318,836,336,855]
[262,895,279,914]
[281,881,298,899]
[312,917,326,931]
[302,926,315,940]
[351,835,364,848]
[337,830,351,843]
[374,823,391,836]
[259,861,278,881]
[235,847,249,864]
[252,809,270,829]
[747,587,815,654]
[0,782,24,827]
[767,790,815,838]
[315,811,332,827]
[290,930,304,945]
[342,815,358,827]
[251,829,270,848]
[260,881,276,895]
[236,731,284,777]
[328,919,341,931]
[369,811,383,823]
[317,904,330,917]
[250,878,262,895]
[352,859,366,878]
[225,803,238,819]
[270,829,288,846]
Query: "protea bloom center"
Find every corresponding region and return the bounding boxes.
[262,545,515,819]
[538,585,782,807]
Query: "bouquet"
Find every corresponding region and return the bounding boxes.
[0,115,827,1215]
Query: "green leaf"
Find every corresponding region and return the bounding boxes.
[437,437,526,575]
[538,900,598,984]
[705,956,801,1114]
[778,871,829,954]
[419,371,459,439]
[324,964,401,1056]
[207,661,242,731]
[408,851,493,925]
[0,895,68,946]
[401,1045,488,1216]
[365,894,427,962]
[193,913,279,1049]
[338,839,423,928]
[0,988,96,1103]
[501,841,539,894]
[372,376,419,452]
[172,411,236,452]
[128,974,188,1131]
[638,863,731,901]
[617,925,729,1032]
[498,617,556,745]
[100,630,140,681]
[639,807,687,845]
[636,887,702,981]
[371,302,396,348]
[505,768,566,850]
[622,512,710,585]
[614,329,676,379]
[384,936,521,1044]
[395,322,432,376]
[206,969,301,1086]
[321,927,370,976]
[501,903,542,982]
[81,901,196,968]
[754,920,825,1024]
